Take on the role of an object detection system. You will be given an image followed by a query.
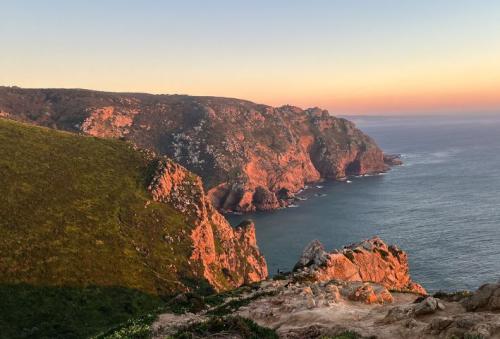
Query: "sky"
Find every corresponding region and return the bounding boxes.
[1,0,500,115]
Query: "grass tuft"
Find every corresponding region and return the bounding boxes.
[169,316,278,339]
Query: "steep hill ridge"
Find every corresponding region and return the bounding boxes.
[0,118,266,296]
[0,86,391,212]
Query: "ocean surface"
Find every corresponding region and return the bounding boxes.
[228,115,500,292]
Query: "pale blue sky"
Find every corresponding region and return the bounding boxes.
[2,1,500,114]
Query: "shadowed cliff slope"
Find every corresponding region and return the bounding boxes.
[0,86,390,212]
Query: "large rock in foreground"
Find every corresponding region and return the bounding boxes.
[0,86,390,212]
[462,282,500,312]
[293,237,427,295]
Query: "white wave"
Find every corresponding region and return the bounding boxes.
[402,148,462,166]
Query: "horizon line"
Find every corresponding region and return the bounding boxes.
[2,84,499,117]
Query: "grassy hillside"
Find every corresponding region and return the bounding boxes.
[0,86,387,213]
[0,118,210,337]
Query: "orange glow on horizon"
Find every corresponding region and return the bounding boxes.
[3,1,500,115]
[283,87,500,115]
[3,51,500,115]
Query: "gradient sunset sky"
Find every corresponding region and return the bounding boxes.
[2,0,500,115]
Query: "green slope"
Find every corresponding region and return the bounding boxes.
[0,118,209,338]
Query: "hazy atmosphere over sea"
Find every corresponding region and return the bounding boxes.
[229,115,500,292]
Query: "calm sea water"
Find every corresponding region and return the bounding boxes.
[228,115,500,292]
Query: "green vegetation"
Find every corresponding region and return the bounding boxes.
[450,335,485,339]
[92,311,159,339]
[94,285,270,339]
[164,293,211,314]
[433,290,473,302]
[0,119,211,337]
[463,335,485,339]
[272,273,288,280]
[0,284,164,339]
[160,283,261,315]
[320,331,361,339]
[0,118,204,294]
[169,316,278,339]
[207,291,276,316]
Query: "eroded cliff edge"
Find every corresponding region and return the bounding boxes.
[0,86,395,212]
[147,158,268,291]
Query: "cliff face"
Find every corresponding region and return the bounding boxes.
[0,87,390,212]
[294,237,426,295]
[147,159,268,290]
[0,118,266,296]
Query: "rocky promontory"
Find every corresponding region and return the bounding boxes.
[0,86,394,212]
[149,238,500,339]
[293,237,427,295]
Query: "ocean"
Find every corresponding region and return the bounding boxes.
[228,115,500,292]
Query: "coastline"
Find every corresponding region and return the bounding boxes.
[222,154,402,215]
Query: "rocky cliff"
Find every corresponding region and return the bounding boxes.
[293,237,426,295]
[147,158,267,290]
[0,86,391,212]
[0,118,266,296]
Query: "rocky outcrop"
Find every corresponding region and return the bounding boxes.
[81,105,139,138]
[150,236,500,339]
[384,154,403,166]
[462,282,500,312]
[152,275,500,339]
[0,87,394,212]
[293,237,427,295]
[344,281,394,304]
[168,281,500,338]
[148,158,268,291]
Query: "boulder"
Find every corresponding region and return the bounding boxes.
[463,282,500,312]
[252,186,281,211]
[383,154,403,166]
[345,283,394,304]
[325,284,341,303]
[414,297,441,316]
[293,240,330,271]
[383,305,416,323]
